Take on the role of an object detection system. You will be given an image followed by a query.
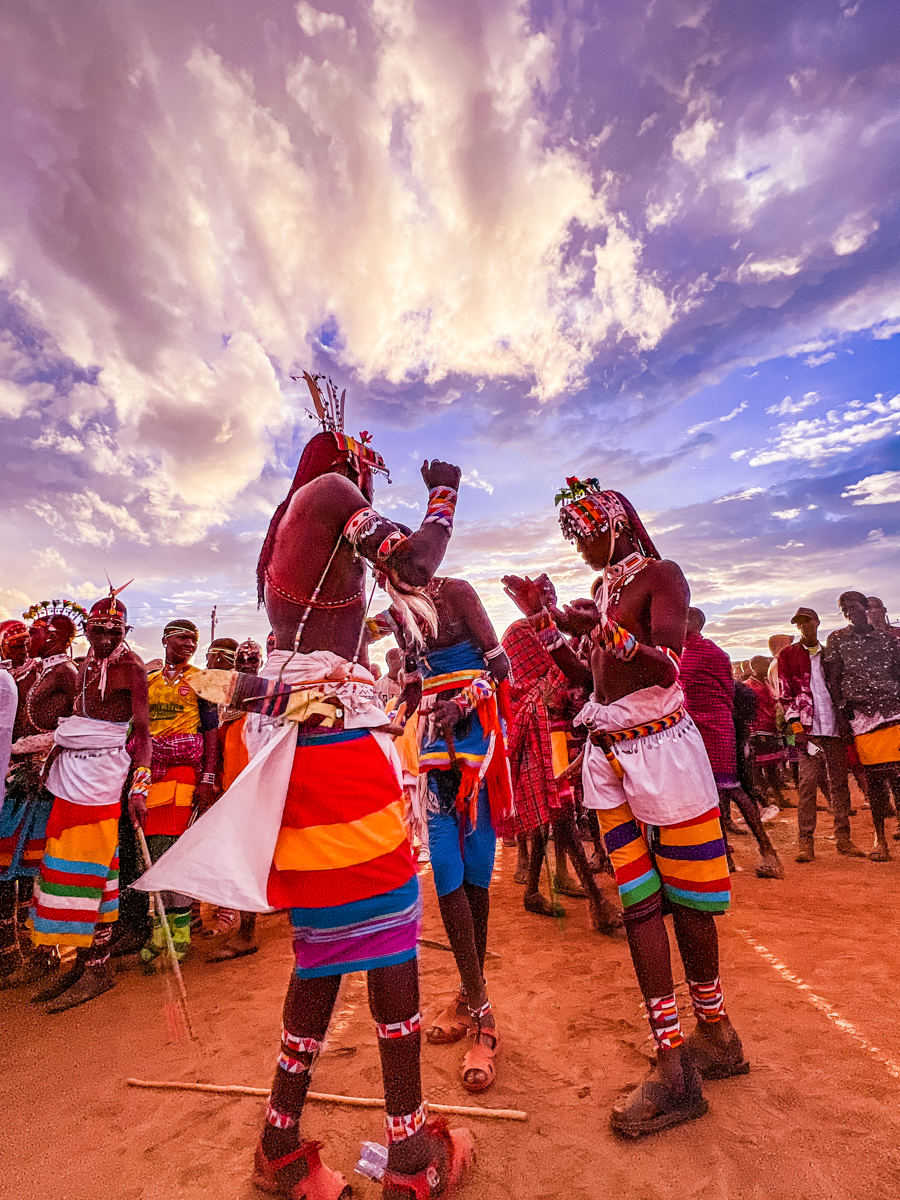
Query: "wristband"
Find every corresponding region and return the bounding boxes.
[484,644,506,661]
[655,645,681,670]
[130,765,151,800]
[423,486,457,531]
[201,772,216,787]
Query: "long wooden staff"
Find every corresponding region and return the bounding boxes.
[135,825,196,1041]
[125,1077,527,1121]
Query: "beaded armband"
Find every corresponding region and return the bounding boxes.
[423,486,458,531]
[201,772,216,787]
[656,645,681,671]
[130,765,151,799]
[343,506,381,544]
[376,528,408,560]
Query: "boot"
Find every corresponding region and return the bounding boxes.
[795,837,815,863]
[835,838,865,858]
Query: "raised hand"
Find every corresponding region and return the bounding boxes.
[561,598,601,635]
[501,574,545,617]
[421,460,462,492]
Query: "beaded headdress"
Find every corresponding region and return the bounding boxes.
[23,599,87,642]
[555,477,661,563]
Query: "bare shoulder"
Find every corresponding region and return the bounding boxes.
[443,578,484,609]
[122,649,148,672]
[646,558,689,592]
[290,472,369,516]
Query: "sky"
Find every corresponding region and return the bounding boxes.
[1,0,899,665]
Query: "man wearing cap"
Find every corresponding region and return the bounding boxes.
[778,607,864,863]
[136,618,217,963]
[29,591,152,1009]
[824,592,900,862]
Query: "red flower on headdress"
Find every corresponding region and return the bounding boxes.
[565,476,580,488]
[359,431,373,444]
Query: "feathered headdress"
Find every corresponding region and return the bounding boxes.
[294,371,390,482]
[87,577,133,624]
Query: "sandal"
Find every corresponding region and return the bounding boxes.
[460,1000,499,1094]
[382,1117,475,1199]
[252,1138,351,1199]
[610,1055,708,1138]
[590,895,624,935]
[754,853,784,880]
[524,892,566,918]
[425,989,473,1045]
[683,1023,750,1080]
[552,876,588,899]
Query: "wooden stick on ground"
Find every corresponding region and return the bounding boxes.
[125,1077,527,1121]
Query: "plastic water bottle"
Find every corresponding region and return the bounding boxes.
[356,1141,388,1182]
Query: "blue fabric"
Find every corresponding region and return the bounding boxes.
[427,783,496,896]
[420,640,492,768]
[0,787,53,881]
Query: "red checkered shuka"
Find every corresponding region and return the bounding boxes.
[502,620,581,833]
[150,731,204,783]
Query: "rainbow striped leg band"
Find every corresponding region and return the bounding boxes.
[647,993,684,1050]
[385,1102,428,1144]
[376,1012,421,1039]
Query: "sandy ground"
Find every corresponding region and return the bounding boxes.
[6,782,900,1200]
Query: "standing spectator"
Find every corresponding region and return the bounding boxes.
[868,597,900,643]
[680,609,783,878]
[376,647,403,705]
[778,607,864,862]
[767,633,793,698]
[746,658,786,807]
[825,591,900,862]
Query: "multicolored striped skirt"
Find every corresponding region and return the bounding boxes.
[31,797,120,948]
[598,802,730,914]
[0,777,54,881]
[270,727,420,979]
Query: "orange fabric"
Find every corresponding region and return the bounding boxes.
[220,716,250,792]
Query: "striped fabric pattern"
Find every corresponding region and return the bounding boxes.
[31,797,120,948]
[271,727,420,978]
[0,787,54,880]
[598,802,730,914]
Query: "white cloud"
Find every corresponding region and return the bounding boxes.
[461,469,494,495]
[772,508,801,520]
[842,471,900,506]
[296,3,349,37]
[688,400,747,435]
[804,352,837,367]
[766,391,820,417]
[0,379,30,418]
[749,394,900,466]
[714,486,764,503]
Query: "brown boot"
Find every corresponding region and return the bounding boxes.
[835,839,865,858]
[795,838,815,863]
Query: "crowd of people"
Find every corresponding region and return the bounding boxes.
[2,383,900,1197]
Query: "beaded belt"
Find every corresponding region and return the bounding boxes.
[589,707,685,748]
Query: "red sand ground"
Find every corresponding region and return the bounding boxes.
[5,788,900,1199]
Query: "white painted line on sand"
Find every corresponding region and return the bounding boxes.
[734,927,900,1080]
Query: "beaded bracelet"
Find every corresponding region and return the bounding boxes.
[201,772,216,787]
[423,486,458,531]
[130,765,151,799]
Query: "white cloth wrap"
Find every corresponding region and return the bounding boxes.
[46,715,131,807]
[135,651,402,912]
[0,671,17,816]
[575,683,719,826]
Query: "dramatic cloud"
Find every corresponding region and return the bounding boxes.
[842,470,900,506]
[0,0,898,656]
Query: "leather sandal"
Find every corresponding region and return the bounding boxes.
[252,1138,350,1199]
[425,989,473,1045]
[382,1117,476,1199]
[610,1055,708,1138]
[460,999,499,1093]
[683,1023,750,1080]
